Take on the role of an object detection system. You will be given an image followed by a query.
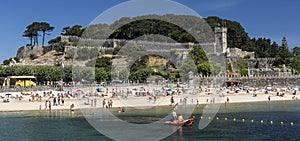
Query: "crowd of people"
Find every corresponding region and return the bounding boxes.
[1,83,299,112]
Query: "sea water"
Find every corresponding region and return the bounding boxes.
[0,101,300,141]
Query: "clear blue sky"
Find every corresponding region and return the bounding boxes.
[1,0,299,63]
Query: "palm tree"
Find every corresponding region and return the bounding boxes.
[40,22,54,47]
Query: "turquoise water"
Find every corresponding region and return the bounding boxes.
[0,101,300,141]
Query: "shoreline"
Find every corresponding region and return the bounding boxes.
[0,90,298,112]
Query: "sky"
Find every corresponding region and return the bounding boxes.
[0,0,299,63]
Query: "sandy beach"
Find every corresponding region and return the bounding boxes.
[0,86,298,112]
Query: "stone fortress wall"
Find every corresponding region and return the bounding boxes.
[14,27,291,77]
[190,75,300,88]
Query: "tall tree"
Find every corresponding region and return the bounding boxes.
[292,46,300,57]
[23,22,54,46]
[189,45,208,65]
[282,36,288,48]
[22,29,34,46]
[23,22,39,46]
[274,37,292,66]
[28,22,40,46]
[40,22,54,47]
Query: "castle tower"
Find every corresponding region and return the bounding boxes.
[214,27,227,54]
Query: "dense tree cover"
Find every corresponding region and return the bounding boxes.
[86,57,112,72]
[291,46,300,74]
[82,14,213,43]
[108,19,196,43]
[53,41,67,53]
[23,22,54,46]
[2,57,20,65]
[95,68,110,82]
[0,65,114,84]
[248,38,275,58]
[128,68,152,83]
[61,25,85,37]
[0,66,64,85]
[189,45,208,64]
[235,58,248,76]
[0,65,105,84]
[205,16,250,49]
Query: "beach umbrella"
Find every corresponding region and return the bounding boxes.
[5,93,12,97]
[76,89,84,93]
[96,85,104,89]
[266,86,272,91]
[167,88,175,91]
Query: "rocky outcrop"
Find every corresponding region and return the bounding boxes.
[16,46,57,59]
[16,46,44,59]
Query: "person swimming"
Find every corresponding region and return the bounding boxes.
[172,110,177,121]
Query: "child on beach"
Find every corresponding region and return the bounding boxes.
[70,104,75,111]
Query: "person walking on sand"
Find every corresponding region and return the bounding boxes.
[58,96,61,105]
[227,97,229,103]
[110,99,113,108]
[102,99,106,108]
[170,96,175,105]
[94,99,97,107]
[61,97,64,106]
[268,96,271,101]
[45,100,48,110]
[53,97,57,106]
[49,101,51,111]
[108,99,111,108]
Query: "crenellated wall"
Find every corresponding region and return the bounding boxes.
[190,75,300,87]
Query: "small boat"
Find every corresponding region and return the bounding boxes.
[165,118,194,126]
